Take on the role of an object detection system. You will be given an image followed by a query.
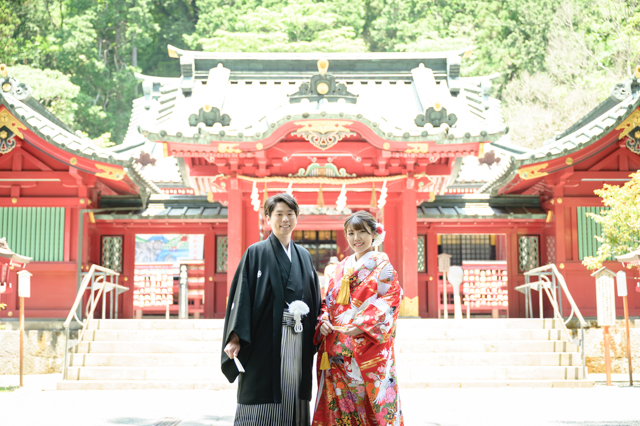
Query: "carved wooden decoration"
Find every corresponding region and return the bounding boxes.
[291,120,356,150]
[615,109,640,155]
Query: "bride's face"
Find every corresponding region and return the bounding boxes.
[346,224,376,256]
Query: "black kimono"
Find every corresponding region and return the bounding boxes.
[221,232,321,421]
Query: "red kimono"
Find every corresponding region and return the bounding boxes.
[312,251,404,426]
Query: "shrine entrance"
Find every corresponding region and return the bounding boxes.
[293,230,339,272]
[133,233,205,319]
[437,233,509,318]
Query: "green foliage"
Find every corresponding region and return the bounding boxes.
[582,172,640,270]
[10,64,80,124]
[188,1,367,52]
[92,132,116,149]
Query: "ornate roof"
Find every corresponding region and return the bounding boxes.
[127,46,507,150]
[446,138,530,194]
[417,194,546,220]
[0,66,161,195]
[479,71,640,195]
[94,199,227,221]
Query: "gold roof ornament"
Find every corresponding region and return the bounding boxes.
[289,59,357,104]
[317,59,329,76]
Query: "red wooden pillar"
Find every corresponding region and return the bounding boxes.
[203,229,216,318]
[227,178,244,297]
[399,179,419,317]
[336,229,349,261]
[245,197,259,248]
[506,230,521,318]
[122,230,136,319]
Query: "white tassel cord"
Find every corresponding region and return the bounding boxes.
[288,300,309,333]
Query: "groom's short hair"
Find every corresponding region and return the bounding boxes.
[264,193,299,218]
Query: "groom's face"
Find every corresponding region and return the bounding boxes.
[267,202,298,239]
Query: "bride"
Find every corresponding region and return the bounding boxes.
[312,211,404,426]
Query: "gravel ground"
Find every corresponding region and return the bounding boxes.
[1,374,639,426]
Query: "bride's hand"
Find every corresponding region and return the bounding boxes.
[342,325,364,336]
[320,321,334,336]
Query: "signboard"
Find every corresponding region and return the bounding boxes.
[616,270,628,297]
[595,272,616,327]
[438,253,452,273]
[135,234,204,263]
[17,270,32,298]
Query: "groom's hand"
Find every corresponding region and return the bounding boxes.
[224,332,241,359]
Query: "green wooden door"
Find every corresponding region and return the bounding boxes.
[0,207,65,261]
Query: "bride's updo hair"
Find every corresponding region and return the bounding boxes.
[344,211,377,235]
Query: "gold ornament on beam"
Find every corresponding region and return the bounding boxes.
[317,183,325,208]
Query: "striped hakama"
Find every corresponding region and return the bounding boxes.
[234,311,310,426]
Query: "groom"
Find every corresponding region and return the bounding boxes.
[222,193,320,426]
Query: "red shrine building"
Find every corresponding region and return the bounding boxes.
[0,51,639,321]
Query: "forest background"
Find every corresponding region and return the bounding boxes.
[0,0,639,149]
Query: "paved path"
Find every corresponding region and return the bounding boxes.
[1,374,640,425]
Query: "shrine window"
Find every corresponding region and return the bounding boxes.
[417,235,426,272]
[438,234,494,266]
[294,230,337,272]
[216,236,228,273]
[518,235,540,273]
[101,236,123,273]
[0,207,65,261]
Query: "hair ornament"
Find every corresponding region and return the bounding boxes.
[372,222,386,247]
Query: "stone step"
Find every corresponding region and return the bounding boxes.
[73,341,218,354]
[65,366,228,381]
[80,329,223,342]
[400,379,594,388]
[69,353,217,367]
[56,378,594,391]
[80,328,567,342]
[396,318,565,330]
[57,379,236,391]
[395,329,568,341]
[401,366,585,381]
[86,319,224,331]
[83,319,567,331]
[395,352,581,367]
[395,340,577,353]
[73,340,576,355]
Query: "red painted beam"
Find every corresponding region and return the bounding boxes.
[0,197,90,207]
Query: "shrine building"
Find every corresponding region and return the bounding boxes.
[0,51,639,321]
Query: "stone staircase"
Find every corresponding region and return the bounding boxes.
[57,319,230,390]
[395,318,594,388]
[57,318,594,390]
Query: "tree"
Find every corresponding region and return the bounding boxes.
[582,172,640,270]
[10,64,80,124]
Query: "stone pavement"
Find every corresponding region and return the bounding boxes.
[1,374,640,426]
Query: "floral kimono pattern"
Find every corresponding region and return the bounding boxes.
[312,251,404,426]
